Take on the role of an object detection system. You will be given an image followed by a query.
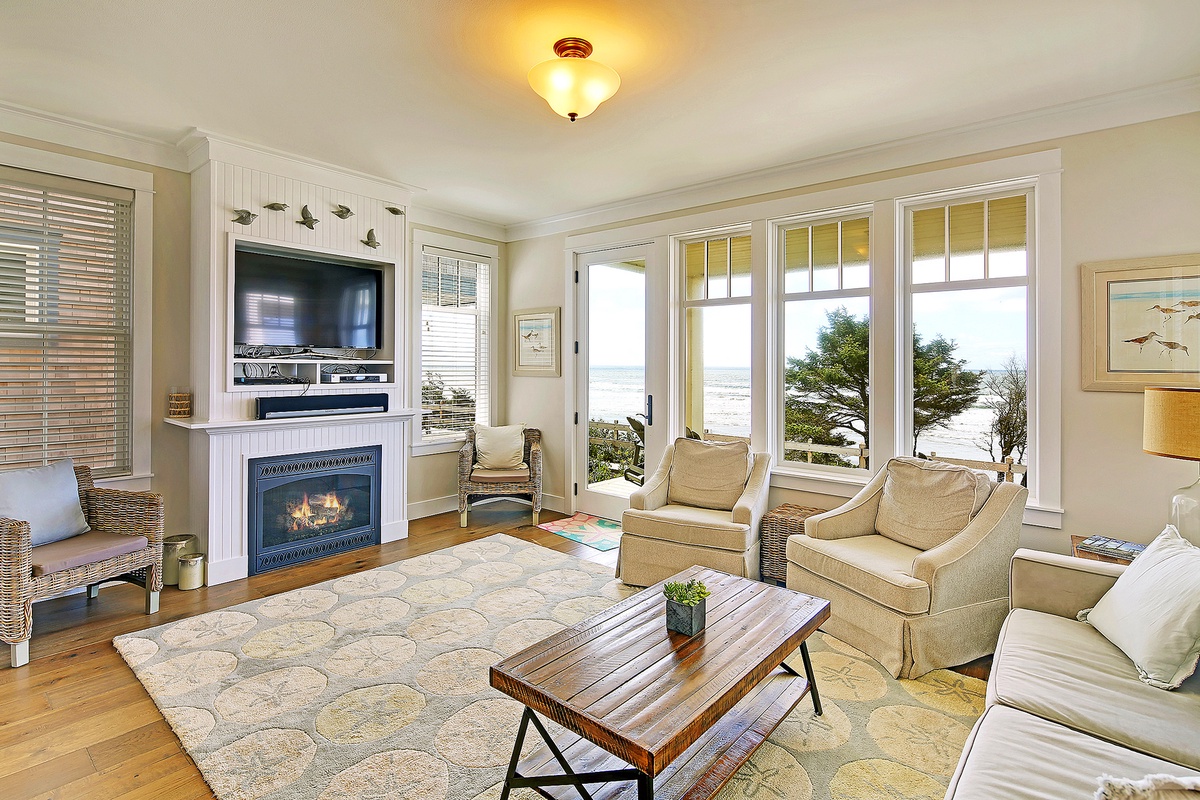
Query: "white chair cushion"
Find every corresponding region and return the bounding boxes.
[0,458,89,546]
[1079,526,1200,690]
[666,438,751,511]
[875,457,992,550]
[475,424,525,469]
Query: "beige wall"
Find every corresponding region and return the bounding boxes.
[0,132,193,534]
[505,112,1200,550]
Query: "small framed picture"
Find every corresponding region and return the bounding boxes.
[1082,253,1200,391]
[513,307,560,377]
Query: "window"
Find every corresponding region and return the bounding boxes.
[779,212,871,471]
[682,233,752,441]
[0,166,134,476]
[419,246,491,441]
[904,190,1030,484]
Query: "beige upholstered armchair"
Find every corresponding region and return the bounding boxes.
[786,456,1027,678]
[459,426,542,527]
[618,438,772,587]
[1,464,164,668]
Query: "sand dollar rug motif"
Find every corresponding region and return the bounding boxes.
[115,533,984,800]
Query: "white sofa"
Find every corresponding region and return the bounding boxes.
[945,549,1200,798]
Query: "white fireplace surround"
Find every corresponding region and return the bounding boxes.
[178,135,418,586]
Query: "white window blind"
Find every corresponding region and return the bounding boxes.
[0,166,134,476]
[420,247,490,439]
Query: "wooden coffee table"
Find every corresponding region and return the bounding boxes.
[490,566,831,800]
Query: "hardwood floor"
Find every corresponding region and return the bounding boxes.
[0,503,604,800]
[0,503,989,798]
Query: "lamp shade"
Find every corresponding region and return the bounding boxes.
[528,39,620,121]
[1143,386,1200,461]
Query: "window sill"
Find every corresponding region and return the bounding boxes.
[412,437,465,457]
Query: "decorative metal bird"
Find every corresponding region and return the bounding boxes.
[297,205,319,229]
[263,202,288,211]
[1159,339,1190,358]
[332,204,354,219]
[231,209,257,225]
[361,229,380,249]
[385,206,404,216]
[1123,331,1161,352]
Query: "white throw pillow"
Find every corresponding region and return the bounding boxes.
[874,457,993,550]
[666,438,752,512]
[0,459,90,546]
[475,424,526,469]
[1079,526,1200,690]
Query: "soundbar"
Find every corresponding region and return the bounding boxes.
[256,393,389,420]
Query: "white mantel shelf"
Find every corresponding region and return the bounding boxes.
[164,408,424,434]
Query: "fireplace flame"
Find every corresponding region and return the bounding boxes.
[286,491,350,531]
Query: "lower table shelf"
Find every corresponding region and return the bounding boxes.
[515,669,810,800]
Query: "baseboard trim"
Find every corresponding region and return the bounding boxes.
[409,493,569,521]
[206,556,248,587]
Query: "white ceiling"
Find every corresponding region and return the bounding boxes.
[2,0,1198,227]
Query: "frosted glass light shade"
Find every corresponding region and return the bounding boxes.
[528,55,620,121]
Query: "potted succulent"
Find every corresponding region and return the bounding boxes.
[664,579,711,636]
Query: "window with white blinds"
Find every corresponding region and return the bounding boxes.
[0,166,134,477]
[420,247,490,440]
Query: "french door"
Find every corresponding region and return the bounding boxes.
[573,243,668,521]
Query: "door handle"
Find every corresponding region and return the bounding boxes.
[646,395,653,426]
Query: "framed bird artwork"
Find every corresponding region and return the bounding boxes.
[512,307,560,377]
[1082,253,1200,391]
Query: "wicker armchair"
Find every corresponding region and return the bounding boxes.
[458,427,542,527]
[1,464,163,668]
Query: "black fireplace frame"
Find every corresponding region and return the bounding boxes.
[247,445,382,575]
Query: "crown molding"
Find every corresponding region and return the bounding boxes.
[505,74,1200,242]
[0,100,188,171]
[179,129,422,205]
[407,205,506,243]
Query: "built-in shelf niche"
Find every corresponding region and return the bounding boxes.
[226,235,398,393]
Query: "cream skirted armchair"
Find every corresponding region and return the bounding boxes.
[617,438,772,587]
[786,456,1027,678]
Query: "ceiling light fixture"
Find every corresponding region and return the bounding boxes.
[527,37,620,122]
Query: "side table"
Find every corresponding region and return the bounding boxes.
[761,504,825,584]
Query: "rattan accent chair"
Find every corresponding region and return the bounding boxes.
[458,427,542,527]
[1,464,164,668]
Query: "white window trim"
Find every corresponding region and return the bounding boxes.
[0,141,153,489]
[409,229,499,457]
[565,150,1063,528]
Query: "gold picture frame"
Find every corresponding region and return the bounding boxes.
[512,307,560,377]
[1082,253,1200,391]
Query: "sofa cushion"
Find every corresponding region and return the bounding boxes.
[989,608,1200,770]
[469,464,530,483]
[622,505,753,552]
[475,424,525,469]
[0,458,90,546]
[31,529,148,576]
[1079,526,1200,690]
[787,532,929,615]
[945,704,1200,800]
[666,438,751,512]
[875,457,992,550]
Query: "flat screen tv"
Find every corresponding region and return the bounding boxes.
[233,249,383,349]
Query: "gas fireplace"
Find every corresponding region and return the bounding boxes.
[247,445,381,574]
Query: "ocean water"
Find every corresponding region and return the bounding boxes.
[587,365,1010,463]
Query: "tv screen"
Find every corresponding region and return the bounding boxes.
[233,250,383,349]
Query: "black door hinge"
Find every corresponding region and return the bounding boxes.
[573,482,578,496]
[574,412,578,424]
[574,341,579,354]
[574,270,579,283]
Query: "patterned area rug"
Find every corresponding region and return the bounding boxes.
[536,511,622,551]
[114,533,985,800]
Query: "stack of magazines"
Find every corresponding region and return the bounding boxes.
[1076,535,1146,559]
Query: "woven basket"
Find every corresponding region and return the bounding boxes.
[760,504,825,583]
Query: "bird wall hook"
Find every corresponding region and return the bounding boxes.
[332,204,354,219]
[232,209,257,225]
[385,206,405,216]
[297,205,319,229]
[362,229,380,249]
[263,202,288,211]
